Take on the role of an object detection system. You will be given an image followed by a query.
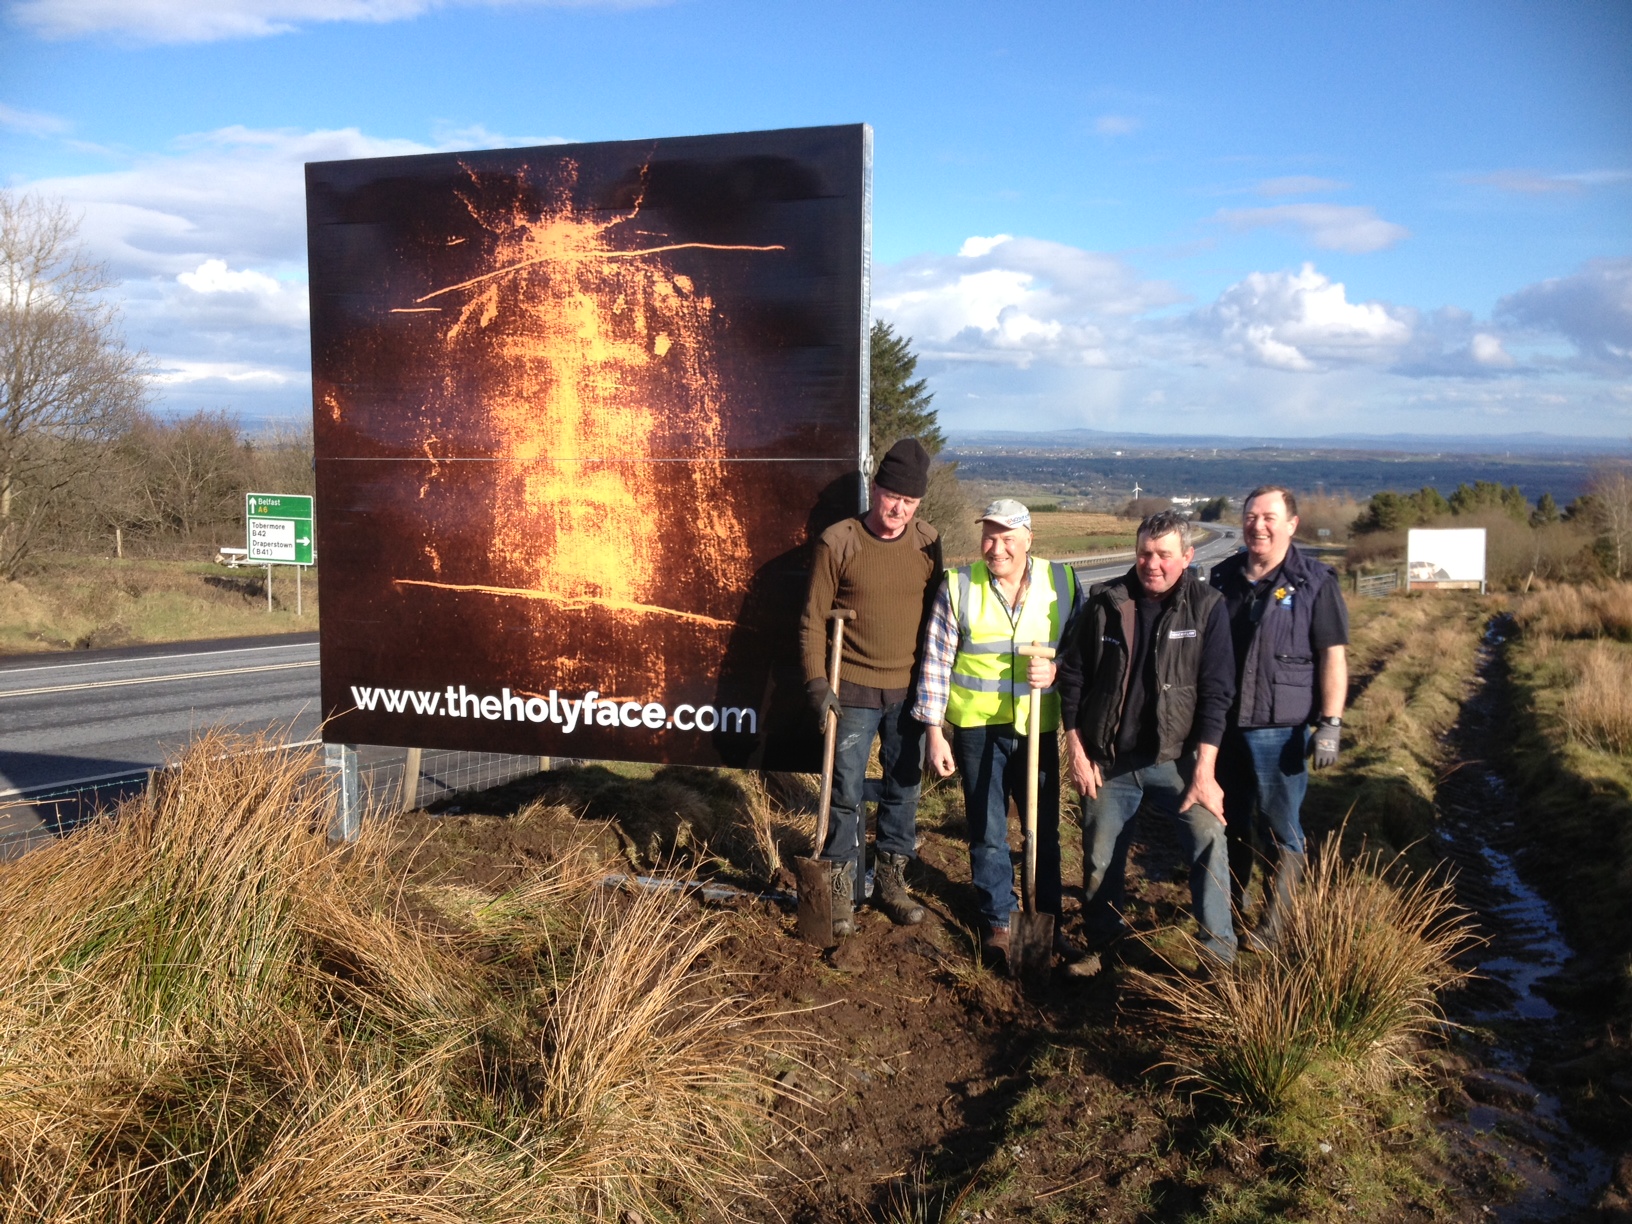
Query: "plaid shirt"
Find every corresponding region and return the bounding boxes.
[911,557,1082,726]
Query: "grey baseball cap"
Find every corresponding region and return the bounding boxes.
[978,498,1031,530]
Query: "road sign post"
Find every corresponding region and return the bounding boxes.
[245,493,314,614]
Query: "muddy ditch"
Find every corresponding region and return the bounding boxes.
[1430,614,1622,1221]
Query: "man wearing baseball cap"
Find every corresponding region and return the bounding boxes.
[914,498,1082,966]
[800,437,943,938]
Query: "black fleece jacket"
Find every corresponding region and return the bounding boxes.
[1057,568,1237,761]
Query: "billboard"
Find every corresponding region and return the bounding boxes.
[1406,528,1486,592]
[307,124,870,769]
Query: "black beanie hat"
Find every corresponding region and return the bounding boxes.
[874,437,931,498]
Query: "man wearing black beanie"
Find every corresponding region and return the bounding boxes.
[799,437,942,937]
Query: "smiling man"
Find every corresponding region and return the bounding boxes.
[1209,485,1349,952]
[1058,509,1238,969]
[800,437,942,938]
[916,499,1081,967]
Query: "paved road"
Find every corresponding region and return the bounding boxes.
[1069,524,1241,586]
[0,633,322,799]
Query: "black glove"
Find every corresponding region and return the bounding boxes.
[1310,717,1342,769]
[806,678,840,734]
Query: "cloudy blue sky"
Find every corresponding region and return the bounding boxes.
[3,0,1629,438]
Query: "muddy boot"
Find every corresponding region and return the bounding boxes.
[872,851,925,926]
[1244,850,1305,953]
[830,860,856,940]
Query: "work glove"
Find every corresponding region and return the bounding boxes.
[806,678,840,734]
[1310,718,1342,769]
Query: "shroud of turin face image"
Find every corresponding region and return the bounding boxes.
[307,124,869,769]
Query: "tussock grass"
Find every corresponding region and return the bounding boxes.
[1560,641,1632,754]
[0,730,798,1222]
[1513,580,1632,642]
[1131,843,1474,1116]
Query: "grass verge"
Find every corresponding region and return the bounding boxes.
[0,730,799,1222]
[0,554,315,654]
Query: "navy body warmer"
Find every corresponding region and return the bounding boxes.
[1212,544,1338,729]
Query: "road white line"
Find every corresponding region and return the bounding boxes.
[0,660,319,700]
[0,640,317,676]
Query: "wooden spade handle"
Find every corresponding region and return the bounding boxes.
[1017,640,1054,913]
[813,609,857,855]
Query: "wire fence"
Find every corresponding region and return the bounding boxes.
[0,744,561,856]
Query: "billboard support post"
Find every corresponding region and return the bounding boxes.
[325,743,360,843]
[400,747,422,812]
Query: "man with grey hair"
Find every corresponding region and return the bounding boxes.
[1057,509,1238,969]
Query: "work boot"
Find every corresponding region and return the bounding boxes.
[981,924,1010,969]
[872,851,925,925]
[830,860,856,940]
[1244,850,1306,953]
[1055,930,1101,978]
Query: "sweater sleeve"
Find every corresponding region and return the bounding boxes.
[800,533,841,686]
[1194,598,1236,748]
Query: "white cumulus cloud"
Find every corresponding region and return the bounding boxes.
[1498,257,1632,367]
[1192,263,1412,371]
[1216,202,1410,253]
[875,234,1182,367]
[9,0,658,43]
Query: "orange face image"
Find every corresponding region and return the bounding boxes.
[310,126,868,769]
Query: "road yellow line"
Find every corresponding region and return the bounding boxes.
[0,660,319,700]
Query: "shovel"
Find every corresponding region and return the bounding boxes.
[1009,640,1057,981]
[794,608,857,947]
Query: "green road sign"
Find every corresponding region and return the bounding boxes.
[246,492,314,566]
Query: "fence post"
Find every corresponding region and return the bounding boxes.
[325,743,360,843]
[401,747,422,812]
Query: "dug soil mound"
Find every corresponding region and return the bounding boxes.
[398,759,1538,1223]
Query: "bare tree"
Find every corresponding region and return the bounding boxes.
[1588,465,1632,580]
[0,191,147,577]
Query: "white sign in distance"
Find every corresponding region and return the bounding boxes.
[248,517,298,561]
[1407,527,1487,592]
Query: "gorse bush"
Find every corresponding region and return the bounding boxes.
[1131,843,1474,1117]
[0,730,796,1222]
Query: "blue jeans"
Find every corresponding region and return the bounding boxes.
[952,723,1061,930]
[1080,757,1236,962]
[820,700,924,880]
[1219,724,1309,906]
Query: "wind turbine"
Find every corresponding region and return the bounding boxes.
[1132,481,1143,499]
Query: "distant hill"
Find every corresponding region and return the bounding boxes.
[946,428,1630,458]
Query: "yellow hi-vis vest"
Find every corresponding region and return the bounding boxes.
[945,558,1076,734]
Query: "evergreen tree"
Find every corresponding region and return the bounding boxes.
[1531,492,1560,527]
[867,320,972,553]
[869,321,944,459]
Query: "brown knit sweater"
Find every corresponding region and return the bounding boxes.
[800,516,943,691]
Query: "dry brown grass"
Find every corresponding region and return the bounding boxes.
[1131,841,1474,1117]
[1513,580,1632,642]
[1560,642,1632,755]
[0,730,799,1222]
